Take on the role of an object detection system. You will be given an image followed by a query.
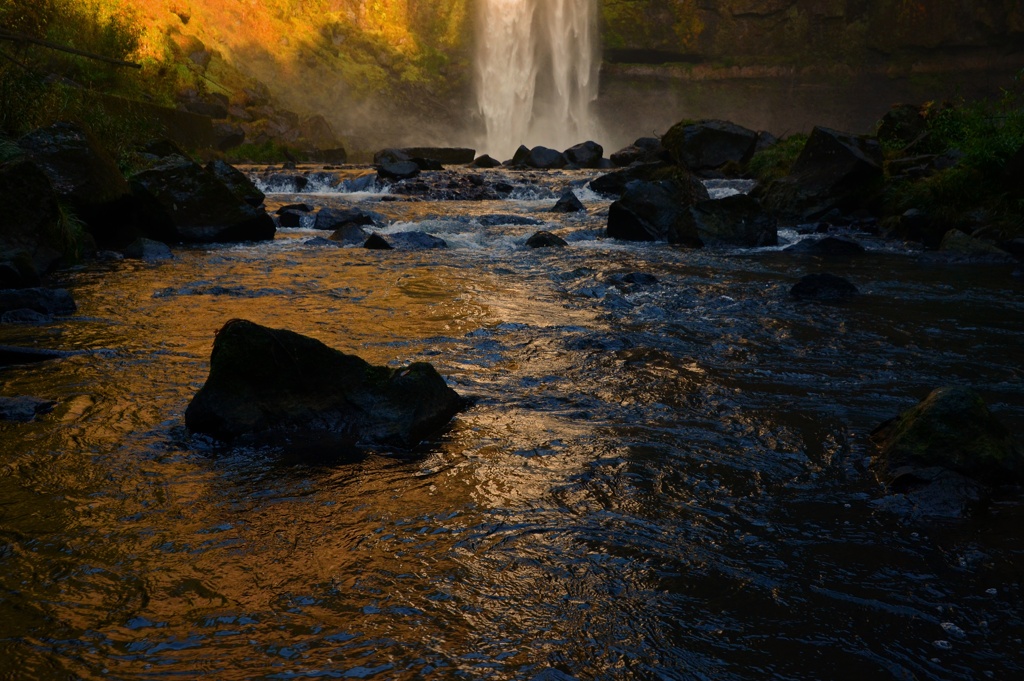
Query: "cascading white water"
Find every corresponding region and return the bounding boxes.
[475,0,599,160]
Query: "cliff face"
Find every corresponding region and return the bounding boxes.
[595,0,1024,148]
[600,0,1024,64]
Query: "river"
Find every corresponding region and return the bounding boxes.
[1,166,1022,680]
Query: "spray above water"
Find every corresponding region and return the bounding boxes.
[475,0,600,160]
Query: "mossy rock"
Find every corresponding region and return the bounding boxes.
[871,387,1022,485]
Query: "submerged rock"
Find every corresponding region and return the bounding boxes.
[373,232,448,250]
[790,273,858,301]
[551,190,585,213]
[184,319,463,447]
[313,207,380,231]
[526,231,568,248]
[0,395,56,422]
[0,287,76,316]
[122,238,173,261]
[785,236,866,256]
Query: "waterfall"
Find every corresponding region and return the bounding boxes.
[475,0,599,160]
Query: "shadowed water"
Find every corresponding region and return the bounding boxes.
[1,169,1023,680]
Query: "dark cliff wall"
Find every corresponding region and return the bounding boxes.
[596,1,1024,148]
[600,0,1024,65]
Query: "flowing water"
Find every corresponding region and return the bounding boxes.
[1,167,1023,680]
[475,0,600,159]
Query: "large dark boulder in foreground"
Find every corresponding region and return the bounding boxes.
[130,155,276,243]
[688,194,777,247]
[759,126,884,221]
[871,387,1022,485]
[185,319,463,447]
[18,122,137,246]
[607,180,702,246]
[661,119,758,172]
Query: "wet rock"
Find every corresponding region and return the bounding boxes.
[329,224,372,245]
[524,146,568,170]
[0,396,56,422]
[0,308,50,324]
[123,238,173,261]
[364,233,393,250]
[785,236,866,256]
[790,273,858,301]
[0,288,76,316]
[607,272,659,287]
[184,319,463,447]
[551,190,585,213]
[411,157,444,171]
[759,126,884,221]
[277,210,304,228]
[0,158,62,282]
[478,214,545,227]
[313,207,381,231]
[473,154,502,168]
[661,119,759,172]
[263,173,308,193]
[526,231,568,248]
[374,148,410,165]
[607,180,702,247]
[589,162,710,201]
[937,230,1016,262]
[377,161,421,181]
[130,155,276,243]
[689,194,777,248]
[564,141,604,168]
[19,122,137,246]
[205,160,265,207]
[871,386,1023,485]
[364,231,450,250]
[401,147,475,165]
[276,203,312,215]
[303,237,345,248]
[610,137,663,167]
